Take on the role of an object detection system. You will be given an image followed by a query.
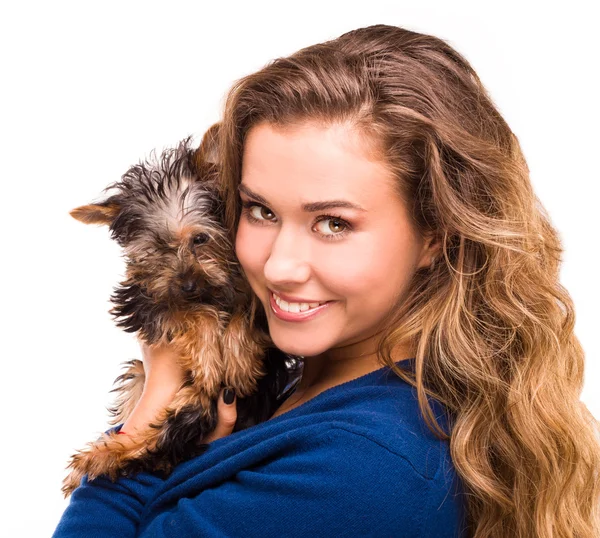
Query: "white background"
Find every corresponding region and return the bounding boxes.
[1,1,598,536]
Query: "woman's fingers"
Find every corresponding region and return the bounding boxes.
[202,388,237,444]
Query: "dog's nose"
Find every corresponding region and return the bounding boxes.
[181,279,197,293]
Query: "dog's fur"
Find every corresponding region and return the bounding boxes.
[62,126,302,497]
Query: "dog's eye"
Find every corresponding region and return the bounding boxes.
[192,233,209,246]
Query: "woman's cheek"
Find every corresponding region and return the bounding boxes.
[235,221,265,278]
[234,222,248,267]
[321,234,380,282]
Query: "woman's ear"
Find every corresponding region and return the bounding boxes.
[417,233,442,270]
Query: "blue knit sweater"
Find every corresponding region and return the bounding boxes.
[53,359,467,537]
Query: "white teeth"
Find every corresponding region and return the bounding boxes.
[273,292,325,313]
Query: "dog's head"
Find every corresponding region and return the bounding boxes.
[70,127,247,341]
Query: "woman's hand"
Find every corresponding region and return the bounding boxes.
[121,340,237,443]
[120,341,186,436]
[139,340,186,396]
[201,388,238,443]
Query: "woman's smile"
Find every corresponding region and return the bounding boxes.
[269,289,336,322]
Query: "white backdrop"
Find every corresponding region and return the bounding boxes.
[1,1,598,536]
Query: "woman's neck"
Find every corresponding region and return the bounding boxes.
[270,336,415,419]
[298,329,414,391]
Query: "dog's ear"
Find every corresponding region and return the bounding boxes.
[70,200,121,226]
[194,123,221,168]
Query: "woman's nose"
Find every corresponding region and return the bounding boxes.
[263,228,311,286]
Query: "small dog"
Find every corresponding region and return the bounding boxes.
[62,125,302,497]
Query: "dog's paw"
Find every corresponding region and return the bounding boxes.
[61,431,148,498]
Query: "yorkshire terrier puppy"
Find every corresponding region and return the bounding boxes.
[61,125,302,497]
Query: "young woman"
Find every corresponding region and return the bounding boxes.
[53,24,600,538]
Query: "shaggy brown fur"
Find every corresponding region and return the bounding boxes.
[61,126,302,497]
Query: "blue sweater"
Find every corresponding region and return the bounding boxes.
[53,359,467,537]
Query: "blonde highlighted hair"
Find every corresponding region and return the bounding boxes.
[207,24,600,537]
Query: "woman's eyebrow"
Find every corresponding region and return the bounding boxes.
[238,183,367,212]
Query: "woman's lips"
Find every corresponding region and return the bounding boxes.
[269,290,334,322]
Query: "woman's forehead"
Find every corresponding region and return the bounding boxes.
[243,120,383,164]
[241,122,397,206]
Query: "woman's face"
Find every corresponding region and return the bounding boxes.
[235,121,437,359]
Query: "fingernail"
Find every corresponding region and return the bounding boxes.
[223,388,235,405]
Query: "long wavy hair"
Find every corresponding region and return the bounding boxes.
[206,24,600,538]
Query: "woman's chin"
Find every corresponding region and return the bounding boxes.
[266,330,324,358]
[270,340,312,357]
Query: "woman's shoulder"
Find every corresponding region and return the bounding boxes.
[122,359,453,485]
[82,363,465,537]
[264,359,454,479]
[141,364,465,536]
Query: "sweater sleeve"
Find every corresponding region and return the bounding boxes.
[53,426,463,538]
[51,468,167,537]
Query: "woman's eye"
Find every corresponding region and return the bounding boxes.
[249,204,275,221]
[313,217,347,236]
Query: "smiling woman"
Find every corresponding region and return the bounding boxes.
[235,121,437,396]
[53,23,600,538]
[213,23,600,537]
